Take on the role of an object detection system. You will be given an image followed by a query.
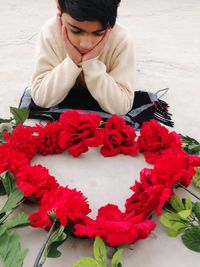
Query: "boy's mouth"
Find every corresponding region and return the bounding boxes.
[78,48,92,54]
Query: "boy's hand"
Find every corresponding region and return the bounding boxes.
[82,29,112,62]
[62,26,82,65]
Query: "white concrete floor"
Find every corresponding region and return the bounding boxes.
[0,1,200,266]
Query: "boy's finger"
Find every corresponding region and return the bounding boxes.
[62,26,74,50]
[62,26,68,44]
[94,29,111,51]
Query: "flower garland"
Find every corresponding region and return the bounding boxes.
[0,110,200,266]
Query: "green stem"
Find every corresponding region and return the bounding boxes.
[178,184,200,201]
[33,220,57,267]
[0,210,13,224]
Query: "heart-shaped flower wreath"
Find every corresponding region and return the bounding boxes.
[0,110,200,266]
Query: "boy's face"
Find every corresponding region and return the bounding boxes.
[62,13,107,55]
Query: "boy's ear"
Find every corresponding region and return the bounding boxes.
[56,0,61,11]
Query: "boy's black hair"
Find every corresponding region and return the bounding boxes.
[58,0,121,29]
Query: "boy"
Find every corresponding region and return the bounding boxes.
[31,0,135,115]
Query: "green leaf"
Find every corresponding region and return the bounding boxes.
[0,118,13,124]
[160,212,184,228]
[0,131,6,144]
[74,257,99,267]
[168,222,187,237]
[0,181,6,196]
[45,226,67,258]
[160,212,188,237]
[0,213,29,237]
[178,210,191,220]
[0,171,24,217]
[0,230,28,267]
[193,168,200,188]
[10,107,29,125]
[111,249,123,267]
[4,213,29,229]
[0,187,24,214]
[181,135,200,155]
[0,171,16,196]
[184,196,193,211]
[169,195,185,212]
[182,227,200,252]
[93,237,106,265]
[193,203,200,221]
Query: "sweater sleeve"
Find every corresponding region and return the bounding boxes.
[31,23,82,108]
[81,36,135,115]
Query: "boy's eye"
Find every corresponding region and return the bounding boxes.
[70,28,82,34]
[70,28,105,36]
[95,32,105,36]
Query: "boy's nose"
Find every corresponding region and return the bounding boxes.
[79,38,93,50]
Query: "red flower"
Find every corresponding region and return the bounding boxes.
[153,150,196,188]
[16,165,59,200]
[125,168,172,216]
[75,204,156,246]
[33,121,64,155]
[59,111,104,157]
[104,115,126,130]
[29,186,91,228]
[100,115,139,157]
[3,125,37,160]
[138,120,181,163]
[188,155,200,167]
[0,144,29,176]
[126,185,172,217]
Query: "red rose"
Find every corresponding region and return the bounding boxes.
[100,115,139,157]
[33,121,63,155]
[75,204,156,246]
[16,164,59,200]
[29,186,91,228]
[59,111,103,157]
[138,120,181,163]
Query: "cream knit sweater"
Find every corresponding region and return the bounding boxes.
[31,17,136,115]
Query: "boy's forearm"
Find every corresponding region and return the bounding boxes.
[31,57,82,108]
[81,59,135,115]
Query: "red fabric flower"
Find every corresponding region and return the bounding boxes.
[33,121,64,155]
[153,150,196,187]
[59,111,104,157]
[100,115,139,157]
[16,164,59,200]
[75,204,156,246]
[1,109,197,250]
[188,155,200,167]
[29,186,91,228]
[3,125,37,160]
[125,168,172,216]
[138,120,182,163]
[0,144,29,176]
